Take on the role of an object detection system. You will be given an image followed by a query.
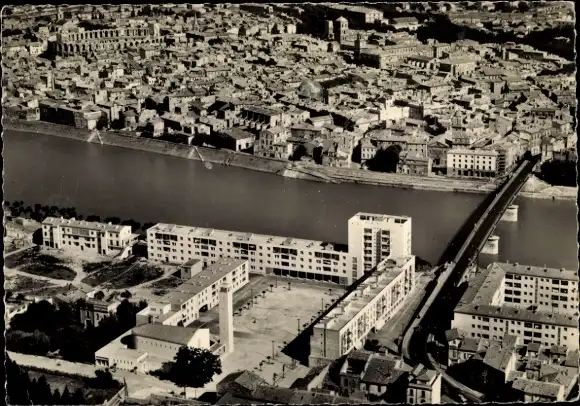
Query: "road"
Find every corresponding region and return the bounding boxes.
[8,351,188,400]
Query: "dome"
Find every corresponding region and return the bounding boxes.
[298,79,324,101]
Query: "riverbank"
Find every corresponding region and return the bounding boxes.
[4,119,576,200]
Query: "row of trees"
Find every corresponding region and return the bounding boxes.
[7,356,87,405]
[4,200,156,233]
[537,160,577,187]
[7,299,147,363]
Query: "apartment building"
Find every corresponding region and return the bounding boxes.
[136,258,249,327]
[147,224,353,284]
[348,213,412,276]
[39,99,103,130]
[406,366,442,404]
[310,256,415,365]
[446,148,499,178]
[452,263,579,350]
[255,126,292,159]
[42,217,134,256]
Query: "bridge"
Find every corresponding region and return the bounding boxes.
[400,153,541,401]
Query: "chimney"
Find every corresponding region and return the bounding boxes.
[219,283,234,354]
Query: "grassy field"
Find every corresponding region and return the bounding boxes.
[4,247,77,281]
[81,256,164,289]
[25,368,121,405]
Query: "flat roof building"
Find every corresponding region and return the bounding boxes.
[452,262,579,351]
[42,217,135,257]
[148,213,414,286]
[136,258,249,327]
[310,255,415,365]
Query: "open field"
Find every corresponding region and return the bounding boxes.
[81,257,164,288]
[5,274,53,294]
[4,246,77,281]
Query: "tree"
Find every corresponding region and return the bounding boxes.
[366,144,402,173]
[92,369,117,389]
[31,375,52,405]
[120,290,133,299]
[290,144,308,161]
[6,356,32,405]
[93,291,105,301]
[71,388,86,404]
[61,386,72,405]
[166,347,223,398]
[52,388,62,405]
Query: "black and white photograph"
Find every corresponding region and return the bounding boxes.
[2,2,578,404]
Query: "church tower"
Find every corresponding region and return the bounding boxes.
[335,16,348,44]
[354,33,365,60]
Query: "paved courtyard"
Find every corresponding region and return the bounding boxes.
[207,278,345,389]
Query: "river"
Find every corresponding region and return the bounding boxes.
[3,130,577,270]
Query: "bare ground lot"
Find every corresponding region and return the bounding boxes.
[81,257,164,289]
[25,368,121,405]
[149,275,185,296]
[5,274,52,294]
[4,246,77,281]
[189,275,346,388]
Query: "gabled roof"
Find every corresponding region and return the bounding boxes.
[219,370,267,392]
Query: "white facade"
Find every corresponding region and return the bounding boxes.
[147,224,353,284]
[348,213,412,277]
[452,263,579,350]
[255,126,291,159]
[42,217,133,256]
[137,258,249,327]
[446,148,499,178]
[310,256,415,363]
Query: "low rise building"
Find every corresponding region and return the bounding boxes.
[39,99,103,130]
[42,217,135,256]
[95,323,211,373]
[446,148,499,178]
[79,299,120,328]
[215,128,255,152]
[136,258,249,327]
[255,126,292,159]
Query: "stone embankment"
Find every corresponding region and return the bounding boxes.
[5,119,577,199]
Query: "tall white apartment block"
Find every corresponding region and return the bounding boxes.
[348,213,412,278]
[42,217,134,256]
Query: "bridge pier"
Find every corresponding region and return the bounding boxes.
[500,205,519,222]
[481,235,499,255]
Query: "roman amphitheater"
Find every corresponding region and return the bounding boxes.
[54,23,161,56]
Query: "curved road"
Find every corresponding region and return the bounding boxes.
[403,155,540,400]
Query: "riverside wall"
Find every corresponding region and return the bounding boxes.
[4,119,576,200]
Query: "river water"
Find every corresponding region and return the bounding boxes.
[3,130,577,270]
